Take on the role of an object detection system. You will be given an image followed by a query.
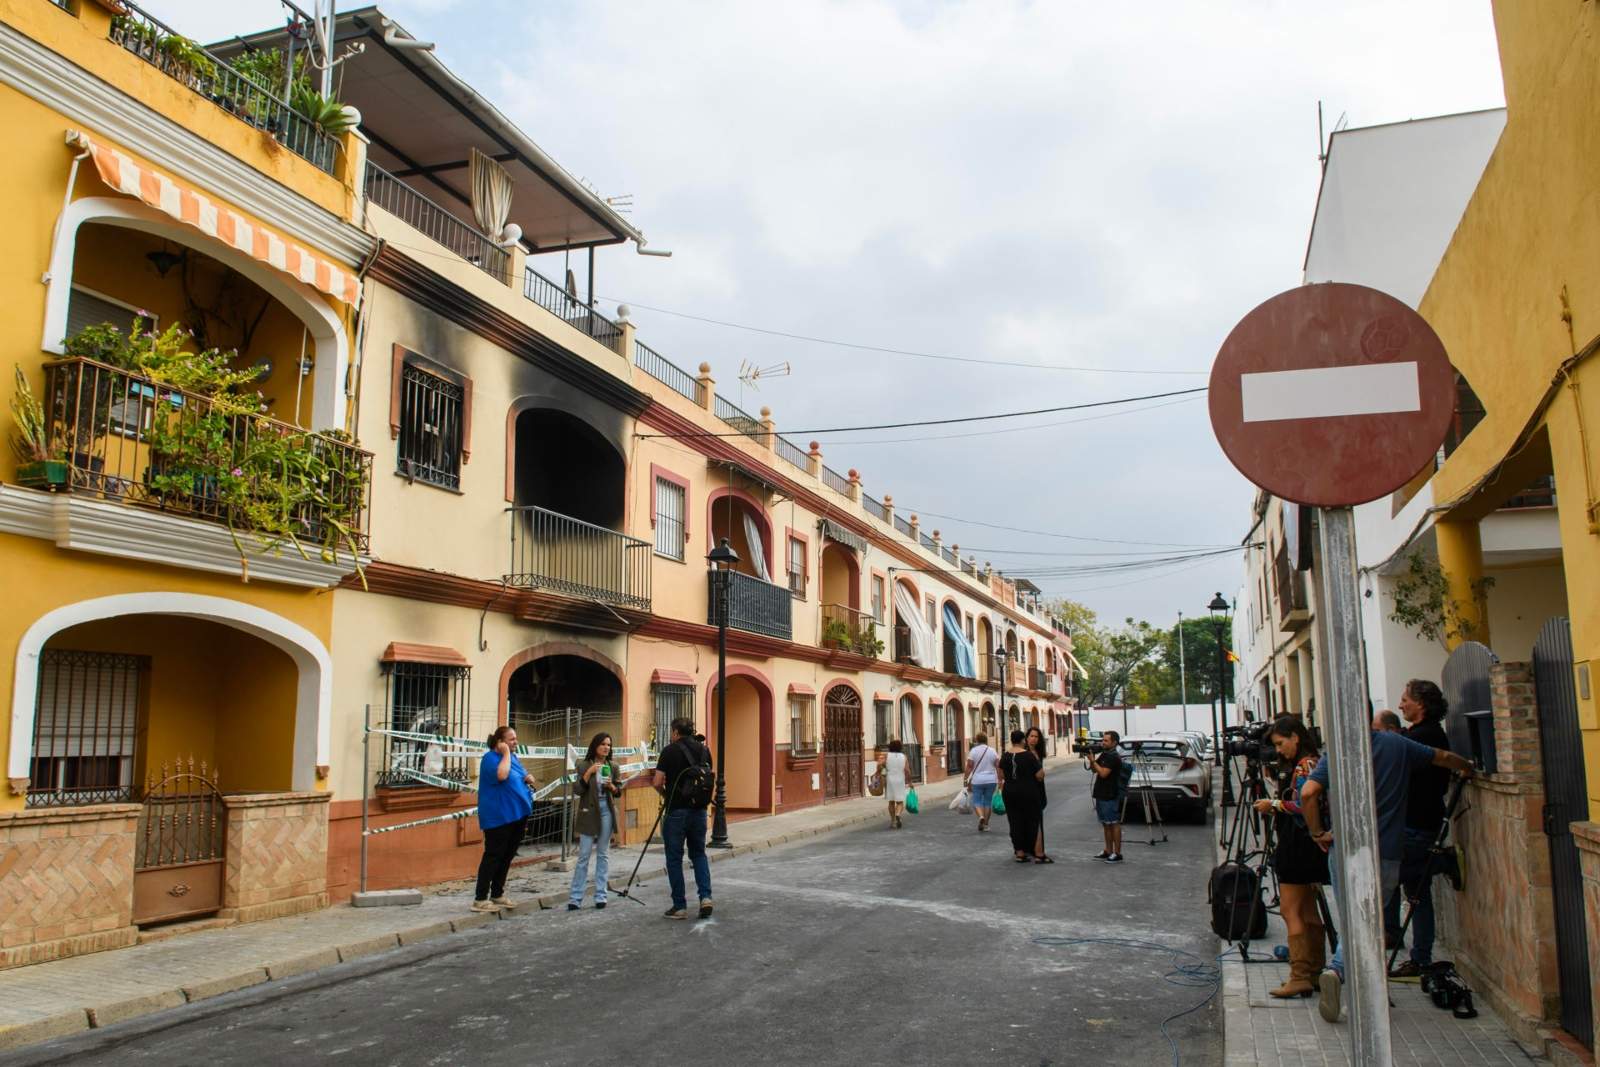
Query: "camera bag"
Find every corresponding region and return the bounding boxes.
[1208,861,1268,940]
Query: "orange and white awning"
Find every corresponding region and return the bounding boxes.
[67,130,360,307]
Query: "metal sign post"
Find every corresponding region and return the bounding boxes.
[1317,507,1388,1059]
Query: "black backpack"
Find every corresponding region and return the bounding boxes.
[673,740,716,809]
[1208,862,1268,940]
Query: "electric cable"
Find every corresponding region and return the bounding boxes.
[811,395,1204,446]
[600,296,1210,376]
[1032,935,1222,1067]
[891,508,1233,549]
[634,386,1209,440]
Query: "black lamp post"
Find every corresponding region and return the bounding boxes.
[1207,592,1236,808]
[708,537,739,849]
[993,645,1009,742]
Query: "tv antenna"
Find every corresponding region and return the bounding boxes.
[738,360,791,391]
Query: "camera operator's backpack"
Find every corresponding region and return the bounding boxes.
[1208,862,1268,940]
[1114,755,1135,800]
[673,739,716,809]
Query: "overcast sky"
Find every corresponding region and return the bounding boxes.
[165,0,1506,626]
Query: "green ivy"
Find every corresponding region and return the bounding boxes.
[1387,547,1494,647]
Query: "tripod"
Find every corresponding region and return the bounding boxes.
[1120,744,1168,846]
[1385,777,1468,973]
[615,800,666,906]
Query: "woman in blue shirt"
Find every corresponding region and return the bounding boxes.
[474,725,534,912]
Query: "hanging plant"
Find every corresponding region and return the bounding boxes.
[1387,547,1495,648]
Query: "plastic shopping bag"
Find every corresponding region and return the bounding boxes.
[950,787,973,814]
[991,790,1006,816]
[904,788,919,814]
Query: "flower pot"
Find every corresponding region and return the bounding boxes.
[17,460,69,490]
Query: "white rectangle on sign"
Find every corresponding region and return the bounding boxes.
[1240,362,1421,423]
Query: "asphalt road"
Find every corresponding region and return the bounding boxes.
[10,769,1223,1067]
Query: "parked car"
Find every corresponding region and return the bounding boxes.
[1155,730,1213,760]
[1113,736,1211,823]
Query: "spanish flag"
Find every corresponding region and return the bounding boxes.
[1226,650,1241,664]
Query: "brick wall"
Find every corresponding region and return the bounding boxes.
[1435,661,1560,1042]
[221,792,330,924]
[0,804,140,969]
[1575,821,1600,1054]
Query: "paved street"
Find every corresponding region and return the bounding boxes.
[7,770,1223,1067]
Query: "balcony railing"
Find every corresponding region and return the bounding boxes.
[861,492,886,522]
[714,394,762,439]
[40,357,372,553]
[821,465,851,494]
[524,269,622,351]
[110,2,338,174]
[894,514,914,538]
[709,569,792,640]
[634,341,697,401]
[820,603,882,657]
[506,506,651,611]
[366,163,510,281]
[774,435,809,471]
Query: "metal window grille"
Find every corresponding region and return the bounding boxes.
[652,684,695,749]
[397,364,464,490]
[789,696,816,752]
[654,477,686,560]
[787,537,806,596]
[873,700,892,747]
[28,649,145,807]
[379,662,471,787]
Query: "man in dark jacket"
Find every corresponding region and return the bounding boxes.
[1386,679,1452,978]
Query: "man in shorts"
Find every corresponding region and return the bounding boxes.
[1088,730,1124,862]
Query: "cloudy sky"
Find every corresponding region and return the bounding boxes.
[166,0,1506,626]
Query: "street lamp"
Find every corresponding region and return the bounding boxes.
[708,537,739,849]
[1207,592,1235,808]
[993,644,1009,742]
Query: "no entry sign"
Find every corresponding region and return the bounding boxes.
[1208,283,1456,508]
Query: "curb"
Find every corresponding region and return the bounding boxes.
[0,1011,89,1051]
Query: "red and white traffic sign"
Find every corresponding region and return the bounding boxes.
[1208,283,1457,508]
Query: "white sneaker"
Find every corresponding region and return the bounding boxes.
[470,900,500,912]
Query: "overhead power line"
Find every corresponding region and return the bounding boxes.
[602,296,1209,376]
[896,507,1233,549]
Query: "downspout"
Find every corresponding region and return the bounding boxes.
[45,133,93,286]
[343,237,385,438]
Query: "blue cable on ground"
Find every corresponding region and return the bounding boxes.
[1031,935,1224,1067]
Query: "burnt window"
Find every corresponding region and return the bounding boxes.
[397,363,464,490]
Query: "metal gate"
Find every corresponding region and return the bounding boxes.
[1441,640,1497,769]
[823,685,862,800]
[133,758,226,926]
[946,702,964,774]
[1533,617,1594,1049]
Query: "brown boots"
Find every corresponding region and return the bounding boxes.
[1270,925,1327,999]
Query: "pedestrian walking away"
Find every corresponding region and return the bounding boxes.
[474,725,534,912]
[879,738,909,829]
[652,717,715,920]
[569,732,620,911]
[1254,715,1329,998]
[1025,725,1049,858]
[965,733,999,832]
[999,729,1050,863]
[1088,730,1124,863]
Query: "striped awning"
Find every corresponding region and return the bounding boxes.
[818,518,868,556]
[68,130,360,307]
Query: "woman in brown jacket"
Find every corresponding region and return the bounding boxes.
[568,732,621,910]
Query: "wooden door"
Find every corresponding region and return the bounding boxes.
[823,686,862,800]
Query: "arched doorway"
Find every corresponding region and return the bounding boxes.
[708,669,774,812]
[823,683,862,800]
[503,651,624,844]
[897,692,924,783]
[512,408,625,530]
[945,698,965,773]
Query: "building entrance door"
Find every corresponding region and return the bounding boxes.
[823,686,862,801]
[133,758,226,926]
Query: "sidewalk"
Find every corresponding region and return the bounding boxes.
[0,758,1004,1053]
[1217,829,1543,1065]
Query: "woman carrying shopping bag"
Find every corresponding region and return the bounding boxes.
[964,732,1000,832]
[878,738,910,829]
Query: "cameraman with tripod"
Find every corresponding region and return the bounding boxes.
[1085,731,1125,863]
[1252,715,1330,998]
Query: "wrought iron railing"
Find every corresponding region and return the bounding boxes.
[919,531,937,552]
[820,602,882,657]
[110,2,339,174]
[821,465,851,494]
[714,394,762,439]
[894,514,914,538]
[960,558,976,576]
[709,568,792,640]
[941,545,957,564]
[366,162,510,281]
[634,341,697,401]
[524,268,623,351]
[506,505,651,611]
[775,435,809,470]
[41,357,372,553]
[861,492,885,521]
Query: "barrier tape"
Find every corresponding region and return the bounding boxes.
[367,726,653,764]
[364,806,478,835]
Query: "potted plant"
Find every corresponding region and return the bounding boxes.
[857,622,885,659]
[10,366,68,489]
[821,617,853,651]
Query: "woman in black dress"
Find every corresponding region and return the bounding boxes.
[1024,725,1049,856]
[998,729,1050,863]
[1253,714,1329,998]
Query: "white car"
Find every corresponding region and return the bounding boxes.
[1115,736,1212,823]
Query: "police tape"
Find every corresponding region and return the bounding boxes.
[387,762,655,802]
[367,726,654,764]
[363,806,478,836]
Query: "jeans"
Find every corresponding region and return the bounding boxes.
[475,817,527,900]
[1382,827,1437,965]
[662,807,711,911]
[1327,844,1402,979]
[569,803,613,906]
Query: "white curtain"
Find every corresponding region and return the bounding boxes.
[893,582,937,667]
[899,696,918,746]
[470,147,515,243]
[742,512,770,582]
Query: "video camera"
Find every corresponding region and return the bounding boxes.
[1070,736,1103,757]
[1222,721,1275,763]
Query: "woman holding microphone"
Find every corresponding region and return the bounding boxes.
[569,732,621,910]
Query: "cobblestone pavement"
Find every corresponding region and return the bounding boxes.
[0,756,1033,1055]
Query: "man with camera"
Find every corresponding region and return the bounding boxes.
[1085,730,1125,863]
[1299,721,1472,1022]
